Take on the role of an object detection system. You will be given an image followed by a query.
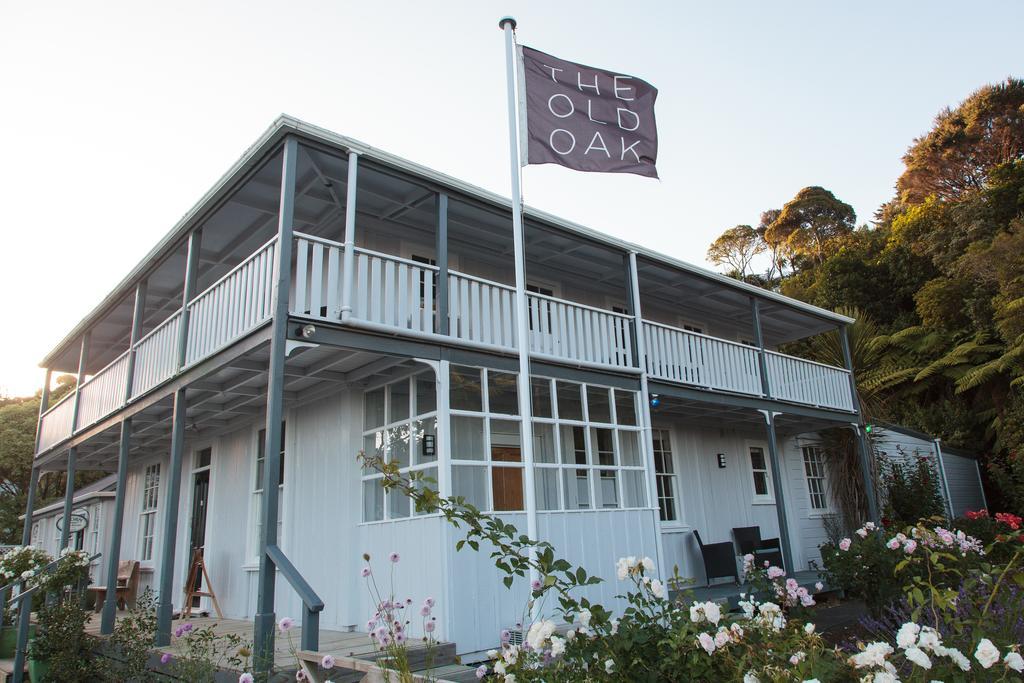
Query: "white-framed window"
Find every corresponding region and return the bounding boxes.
[652,429,678,522]
[361,372,438,522]
[448,366,646,513]
[802,445,829,511]
[139,463,161,562]
[250,423,285,560]
[30,522,39,547]
[88,502,102,555]
[748,444,774,504]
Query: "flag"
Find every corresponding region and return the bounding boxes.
[518,45,658,178]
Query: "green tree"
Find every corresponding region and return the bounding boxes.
[705,224,764,279]
[764,186,856,266]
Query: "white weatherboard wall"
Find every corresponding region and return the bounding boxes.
[30,494,114,588]
[658,424,833,582]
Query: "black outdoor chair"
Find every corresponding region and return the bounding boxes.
[733,526,784,572]
[692,529,739,586]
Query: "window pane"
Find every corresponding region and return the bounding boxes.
[556,382,583,420]
[587,386,612,423]
[614,390,638,426]
[491,467,524,511]
[388,426,410,468]
[598,470,619,508]
[531,378,552,418]
[488,371,519,415]
[619,430,642,466]
[364,388,386,429]
[750,447,766,471]
[536,467,560,510]
[564,469,591,509]
[591,428,616,466]
[451,416,485,461]
[490,419,521,455]
[450,366,483,411]
[197,448,212,469]
[413,418,437,464]
[363,479,384,522]
[453,465,488,509]
[363,431,385,467]
[623,470,647,508]
[415,373,436,415]
[559,425,588,465]
[388,487,410,519]
[389,380,410,423]
[533,422,557,463]
[753,471,768,496]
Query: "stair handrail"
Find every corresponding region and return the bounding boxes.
[265,544,324,651]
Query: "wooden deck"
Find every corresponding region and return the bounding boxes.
[85,613,478,681]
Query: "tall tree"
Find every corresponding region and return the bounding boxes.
[897,78,1024,203]
[755,209,785,283]
[764,186,856,266]
[706,224,764,279]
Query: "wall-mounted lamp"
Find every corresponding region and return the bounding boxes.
[298,323,316,339]
[716,453,727,469]
[422,434,436,457]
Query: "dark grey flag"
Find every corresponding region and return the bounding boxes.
[518,45,658,178]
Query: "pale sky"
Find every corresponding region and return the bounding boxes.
[1,1,1022,397]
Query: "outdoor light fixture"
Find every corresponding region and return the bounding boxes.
[717,453,727,468]
[299,324,316,339]
[649,394,660,408]
[423,434,436,457]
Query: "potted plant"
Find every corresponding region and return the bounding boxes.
[28,593,100,683]
[0,546,51,657]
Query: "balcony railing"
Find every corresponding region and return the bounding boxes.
[643,321,762,396]
[35,234,857,456]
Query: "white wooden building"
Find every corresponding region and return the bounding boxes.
[25,117,885,662]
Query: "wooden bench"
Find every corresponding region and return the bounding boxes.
[88,559,140,612]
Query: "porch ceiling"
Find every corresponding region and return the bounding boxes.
[46,342,424,473]
[650,395,849,437]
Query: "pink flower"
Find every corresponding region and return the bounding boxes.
[815,582,824,591]
[160,653,172,664]
[420,605,431,616]
[278,617,295,632]
[361,567,371,577]
[476,664,487,678]
[500,629,511,643]
[697,632,716,655]
[389,552,401,563]
[886,538,900,550]
[425,620,436,633]
[530,579,542,591]
[296,671,307,681]
[838,538,852,551]
[425,597,435,607]
[321,654,335,669]
[239,675,254,683]
[767,566,785,579]
[904,540,918,554]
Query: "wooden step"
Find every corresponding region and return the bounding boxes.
[0,658,26,683]
[296,643,465,683]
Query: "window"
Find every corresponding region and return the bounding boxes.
[802,446,829,511]
[652,429,678,522]
[362,372,439,522]
[88,502,102,555]
[30,522,39,547]
[251,423,285,558]
[139,463,161,562]
[411,254,437,308]
[445,367,647,513]
[748,445,774,503]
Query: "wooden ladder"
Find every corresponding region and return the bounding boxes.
[180,548,224,620]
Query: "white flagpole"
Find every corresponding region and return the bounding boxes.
[498,16,540,604]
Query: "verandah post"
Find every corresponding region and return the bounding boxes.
[435,193,449,335]
[839,323,880,523]
[759,410,795,574]
[751,297,772,399]
[340,150,359,322]
[254,136,299,672]
[103,280,147,633]
[61,333,90,549]
[626,251,667,579]
[156,230,202,645]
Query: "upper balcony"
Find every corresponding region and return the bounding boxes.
[35,119,855,457]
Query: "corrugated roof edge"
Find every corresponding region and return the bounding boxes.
[41,115,854,367]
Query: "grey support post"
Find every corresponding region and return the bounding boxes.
[839,324,880,523]
[155,232,202,645]
[61,334,91,549]
[435,193,449,335]
[254,136,299,671]
[751,297,772,399]
[759,410,795,574]
[102,281,146,633]
[340,150,359,322]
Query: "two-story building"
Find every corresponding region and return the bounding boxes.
[22,116,879,664]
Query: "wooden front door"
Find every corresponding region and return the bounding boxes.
[187,468,210,605]
[491,447,524,511]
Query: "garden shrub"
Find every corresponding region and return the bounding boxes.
[879,456,946,528]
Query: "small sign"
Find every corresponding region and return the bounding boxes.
[56,507,89,534]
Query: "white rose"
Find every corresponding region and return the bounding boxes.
[504,674,516,683]
[743,673,759,683]
[896,622,921,649]
[604,659,614,673]
[703,601,722,625]
[975,639,1000,669]
[549,635,565,658]
[650,579,665,599]
[905,646,931,669]
[577,609,591,628]
[1004,651,1024,672]
[493,660,505,675]
[804,623,816,635]
[641,556,655,573]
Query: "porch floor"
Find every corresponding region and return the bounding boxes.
[85,613,475,680]
[682,570,829,610]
